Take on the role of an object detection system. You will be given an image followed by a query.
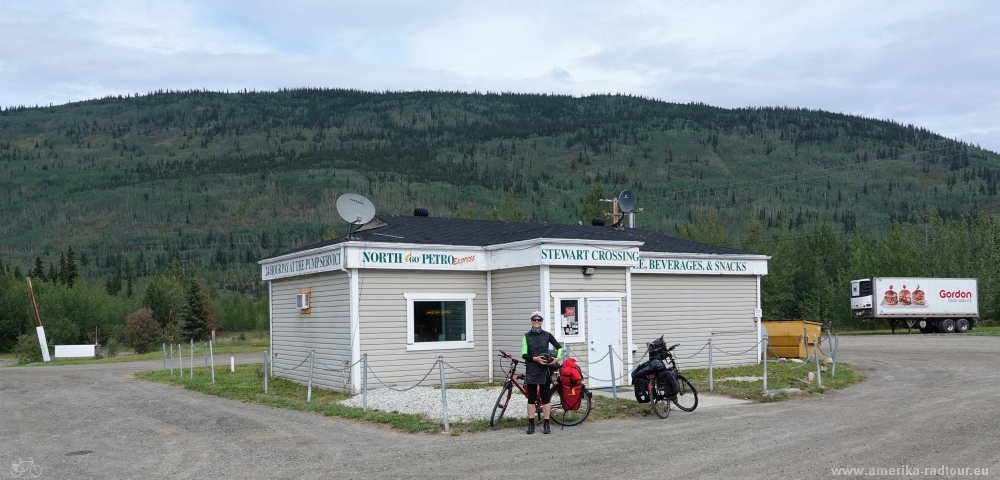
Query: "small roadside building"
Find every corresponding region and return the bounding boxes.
[260,213,768,393]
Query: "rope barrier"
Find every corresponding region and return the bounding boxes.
[271,353,312,372]
[677,342,709,360]
[315,357,363,373]
[711,342,761,356]
[367,361,440,392]
[441,360,492,381]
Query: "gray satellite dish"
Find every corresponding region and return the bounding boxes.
[618,190,636,213]
[337,193,376,226]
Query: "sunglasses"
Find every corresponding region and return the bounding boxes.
[531,318,543,322]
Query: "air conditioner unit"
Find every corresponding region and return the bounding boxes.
[296,293,310,310]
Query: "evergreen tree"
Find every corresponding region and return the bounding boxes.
[58,252,66,285]
[181,278,213,341]
[31,257,44,280]
[63,246,79,288]
[46,262,57,284]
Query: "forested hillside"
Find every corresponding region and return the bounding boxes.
[1,89,999,351]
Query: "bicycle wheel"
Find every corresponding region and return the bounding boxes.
[490,383,513,426]
[672,373,698,412]
[651,395,670,419]
[550,386,591,426]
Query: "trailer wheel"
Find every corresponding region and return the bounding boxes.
[938,319,956,333]
[955,319,969,333]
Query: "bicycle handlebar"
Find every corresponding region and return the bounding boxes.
[498,350,519,364]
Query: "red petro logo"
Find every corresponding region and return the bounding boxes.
[939,290,972,299]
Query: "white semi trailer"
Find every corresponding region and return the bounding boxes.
[850,277,979,333]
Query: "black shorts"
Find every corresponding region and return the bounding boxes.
[526,383,552,404]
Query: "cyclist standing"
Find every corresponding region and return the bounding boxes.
[522,311,563,434]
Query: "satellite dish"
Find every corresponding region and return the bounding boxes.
[618,190,636,213]
[337,193,376,225]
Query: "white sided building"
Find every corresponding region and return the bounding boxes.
[260,213,769,393]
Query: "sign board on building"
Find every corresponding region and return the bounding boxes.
[262,249,343,280]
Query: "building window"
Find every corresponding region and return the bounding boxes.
[552,296,585,343]
[404,293,475,351]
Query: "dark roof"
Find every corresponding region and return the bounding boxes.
[269,215,755,259]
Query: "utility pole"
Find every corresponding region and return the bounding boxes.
[26,278,51,362]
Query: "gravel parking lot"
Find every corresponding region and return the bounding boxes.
[2,335,998,479]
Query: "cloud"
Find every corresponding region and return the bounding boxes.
[1,0,998,152]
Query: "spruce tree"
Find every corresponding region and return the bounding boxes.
[181,278,213,341]
[31,257,45,279]
[63,246,79,287]
[47,262,58,284]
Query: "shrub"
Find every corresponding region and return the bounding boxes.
[101,336,120,358]
[124,308,161,354]
[12,333,43,364]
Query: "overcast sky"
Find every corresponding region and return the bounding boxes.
[2,1,998,152]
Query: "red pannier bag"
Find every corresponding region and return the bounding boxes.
[558,357,584,410]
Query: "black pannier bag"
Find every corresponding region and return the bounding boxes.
[633,376,651,403]
[633,358,667,378]
[655,369,680,399]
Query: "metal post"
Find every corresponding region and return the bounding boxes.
[169,344,174,375]
[162,343,166,370]
[814,341,822,387]
[438,356,449,433]
[179,344,183,377]
[263,350,268,394]
[762,336,768,393]
[803,328,809,362]
[190,339,194,379]
[306,350,315,404]
[209,341,215,384]
[362,354,368,413]
[607,345,617,400]
[708,338,714,392]
[832,335,839,377]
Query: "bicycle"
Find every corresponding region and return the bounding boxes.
[650,343,698,418]
[489,349,592,427]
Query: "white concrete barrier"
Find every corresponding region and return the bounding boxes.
[54,345,96,358]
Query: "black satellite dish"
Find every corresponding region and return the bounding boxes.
[336,193,376,238]
[618,190,636,213]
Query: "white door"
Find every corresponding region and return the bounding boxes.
[587,299,622,388]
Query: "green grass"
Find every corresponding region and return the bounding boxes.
[682,360,865,402]
[18,335,270,366]
[137,359,865,434]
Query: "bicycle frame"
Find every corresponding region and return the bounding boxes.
[498,351,551,411]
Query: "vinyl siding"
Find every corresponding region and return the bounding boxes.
[631,274,759,369]
[357,269,489,388]
[270,272,351,392]
[489,267,541,380]
[548,266,628,385]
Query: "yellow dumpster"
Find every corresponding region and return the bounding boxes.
[762,320,823,358]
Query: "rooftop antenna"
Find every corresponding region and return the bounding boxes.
[600,190,639,229]
[336,193,376,239]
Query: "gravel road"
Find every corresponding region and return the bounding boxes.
[2,335,998,479]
